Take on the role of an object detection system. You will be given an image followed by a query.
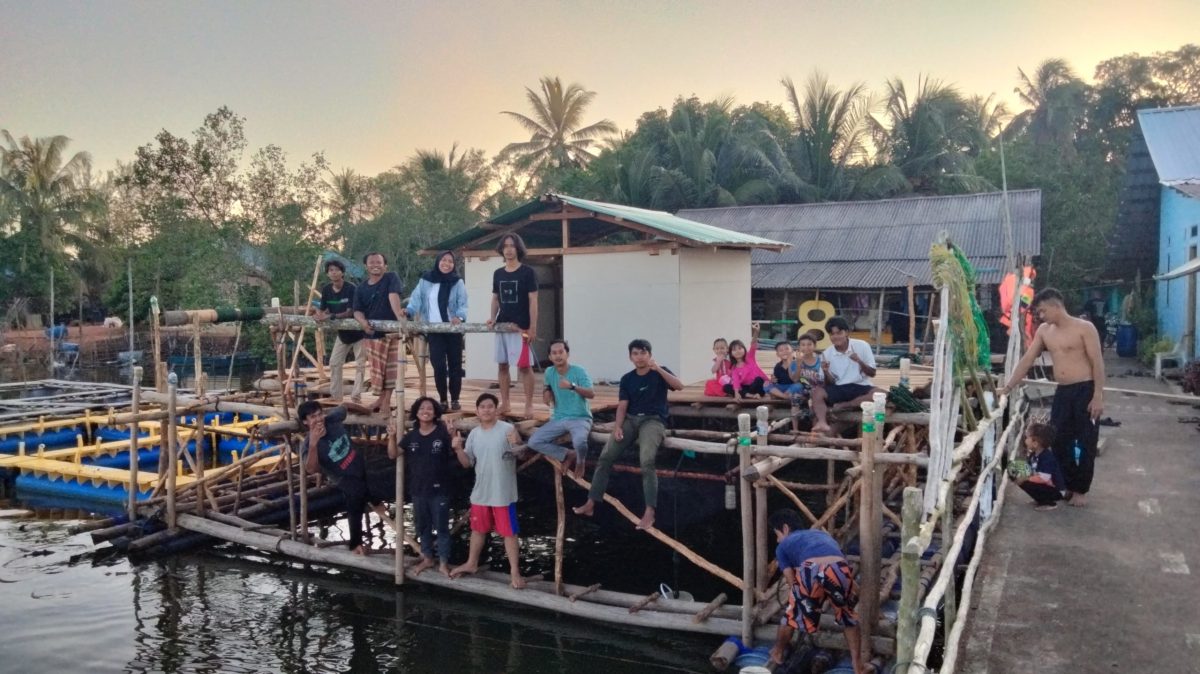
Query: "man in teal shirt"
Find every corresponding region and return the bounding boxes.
[527,339,594,479]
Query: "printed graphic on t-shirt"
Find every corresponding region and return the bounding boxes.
[499,280,521,304]
[328,435,352,463]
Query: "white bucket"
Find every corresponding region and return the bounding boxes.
[739,667,772,674]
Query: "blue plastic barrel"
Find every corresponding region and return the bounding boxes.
[1116,324,1137,358]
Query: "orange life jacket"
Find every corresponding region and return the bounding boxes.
[999,266,1036,340]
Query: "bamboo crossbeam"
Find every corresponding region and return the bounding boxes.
[908,408,1024,669]
[559,464,744,591]
[693,593,728,623]
[263,313,519,335]
[766,474,821,526]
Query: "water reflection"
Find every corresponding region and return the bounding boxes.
[120,552,709,673]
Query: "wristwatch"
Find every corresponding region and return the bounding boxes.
[569,381,577,391]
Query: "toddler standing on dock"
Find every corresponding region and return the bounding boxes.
[1013,421,1067,511]
[450,392,526,589]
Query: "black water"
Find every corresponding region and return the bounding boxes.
[0,505,718,673]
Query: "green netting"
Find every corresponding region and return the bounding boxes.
[930,243,990,373]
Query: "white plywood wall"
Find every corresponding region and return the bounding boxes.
[677,248,753,383]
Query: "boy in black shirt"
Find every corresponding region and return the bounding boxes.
[317,259,365,403]
[486,234,538,417]
[391,396,457,576]
[299,401,393,555]
[573,339,684,530]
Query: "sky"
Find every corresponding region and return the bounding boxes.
[3,0,1198,178]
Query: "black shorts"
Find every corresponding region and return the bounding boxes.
[825,383,874,405]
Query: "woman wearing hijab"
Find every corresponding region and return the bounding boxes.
[406,250,469,410]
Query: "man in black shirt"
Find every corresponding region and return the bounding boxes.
[573,339,683,530]
[352,252,405,414]
[299,401,392,554]
[317,259,365,403]
[486,234,538,417]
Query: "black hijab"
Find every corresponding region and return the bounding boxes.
[423,250,461,322]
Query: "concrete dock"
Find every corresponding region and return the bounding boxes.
[961,355,1200,673]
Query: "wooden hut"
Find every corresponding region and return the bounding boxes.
[423,193,788,383]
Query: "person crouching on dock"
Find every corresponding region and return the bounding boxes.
[298,401,392,555]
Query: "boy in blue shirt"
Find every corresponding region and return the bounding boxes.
[527,339,594,479]
[1015,421,1067,511]
[768,509,864,673]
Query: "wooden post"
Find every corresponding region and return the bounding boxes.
[907,280,916,355]
[284,434,297,540]
[192,316,204,396]
[875,288,886,355]
[298,437,309,544]
[857,401,880,667]
[166,373,178,531]
[394,333,408,585]
[554,460,566,596]
[150,297,164,393]
[754,406,770,594]
[128,366,142,521]
[942,497,957,637]
[897,486,922,668]
[737,412,755,645]
[194,399,206,517]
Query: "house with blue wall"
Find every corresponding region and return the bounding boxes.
[1139,105,1200,361]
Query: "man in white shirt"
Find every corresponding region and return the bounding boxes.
[811,316,883,435]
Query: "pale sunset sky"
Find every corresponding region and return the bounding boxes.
[3,0,1198,176]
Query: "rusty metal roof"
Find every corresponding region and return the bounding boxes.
[678,190,1041,289]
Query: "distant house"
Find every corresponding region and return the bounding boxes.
[678,190,1042,348]
[1139,105,1200,360]
[424,194,788,382]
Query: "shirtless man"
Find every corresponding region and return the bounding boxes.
[1002,288,1106,507]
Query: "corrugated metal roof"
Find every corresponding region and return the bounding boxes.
[1173,183,1200,199]
[679,190,1041,289]
[426,193,789,253]
[1138,105,1200,185]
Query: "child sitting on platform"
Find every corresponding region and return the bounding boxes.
[726,323,768,399]
[1014,421,1066,511]
[767,333,825,430]
[768,509,865,673]
[450,393,526,588]
[298,401,393,556]
[704,337,732,397]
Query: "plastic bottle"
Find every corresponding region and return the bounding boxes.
[1073,440,1082,465]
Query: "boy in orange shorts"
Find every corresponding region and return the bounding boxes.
[449,392,526,588]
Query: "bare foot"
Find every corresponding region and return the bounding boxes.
[1069,494,1088,507]
[636,508,656,530]
[351,545,366,556]
[812,422,832,435]
[411,556,435,575]
[510,575,527,590]
[449,562,479,579]
[438,562,452,578]
[573,500,595,517]
[523,405,533,419]
[497,404,511,416]
[1035,503,1059,511]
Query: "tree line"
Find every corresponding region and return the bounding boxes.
[2,44,1197,326]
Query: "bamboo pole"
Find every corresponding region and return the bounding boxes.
[194,398,206,517]
[941,486,957,638]
[857,402,881,667]
[394,338,408,585]
[754,406,769,594]
[908,280,916,355]
[896,486,922,667]
[151,297,164,393]
[554,459,566,596]
[875,288,886,355]
[737,413,755,645]
[127,366,142,520]
[283,439,296,541]
[297,437,309,544]
[192,316,204,397]
[694,593,728,623]
[766,475,820,526]
[166,373,178,531]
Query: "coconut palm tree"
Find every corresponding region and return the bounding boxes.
[0,132,100,272]
[965,93,1011,156]
[1007,59,1088,147]
[869,77,992,194]
[500,76,618,172]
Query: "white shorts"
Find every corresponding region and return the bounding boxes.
[494,332,532,366]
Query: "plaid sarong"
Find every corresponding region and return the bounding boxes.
[365,334,401,391]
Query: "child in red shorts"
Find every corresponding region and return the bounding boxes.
[449,392,526,588]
